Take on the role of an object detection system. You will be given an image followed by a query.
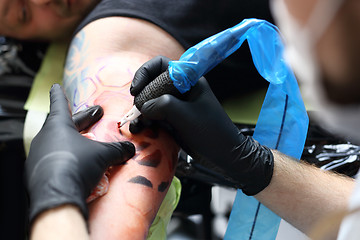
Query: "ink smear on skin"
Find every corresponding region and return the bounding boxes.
[158,181,170,192]
[137,150,162,167]
[128,175,153,188]
[136,141,151,151]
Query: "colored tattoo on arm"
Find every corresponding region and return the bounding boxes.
[62,26,179,238]
[64,31,90,110]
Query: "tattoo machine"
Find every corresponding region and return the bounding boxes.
[118,19,272,127]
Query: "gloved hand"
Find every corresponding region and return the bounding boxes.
[25,84,135,224]
[130,56,273,196]
[71,104,103,132]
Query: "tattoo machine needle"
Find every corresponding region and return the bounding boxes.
[118,19,266,128]
[118,70,180,128]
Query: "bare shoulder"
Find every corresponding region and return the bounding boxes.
[74,16,184,59]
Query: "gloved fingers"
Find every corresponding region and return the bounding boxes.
[140,94,182,121]
[185,77,212,100]
[129,117,154,134]
[129,116,175,140]
[72,105,104,132]
[130,56,171,96]
[99,141,136,167]
[48,84,74,126]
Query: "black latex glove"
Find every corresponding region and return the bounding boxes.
[130,56,273,196]
[72,104,104,132]
[25,84,135,224]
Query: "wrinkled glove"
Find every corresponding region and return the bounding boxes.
[130,56,273,196]
[25,84,135,224]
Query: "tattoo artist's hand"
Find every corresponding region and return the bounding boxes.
[130,56,273,195]
[25,84,135,224]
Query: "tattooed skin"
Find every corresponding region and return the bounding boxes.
[63,29,179,239]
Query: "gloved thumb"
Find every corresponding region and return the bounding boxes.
[48,84,74,127]
[98,141,136,167]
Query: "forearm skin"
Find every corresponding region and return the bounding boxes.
[31,205,89,240]
[255,150,355,237]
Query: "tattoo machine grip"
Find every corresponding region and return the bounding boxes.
[133,69,182,110]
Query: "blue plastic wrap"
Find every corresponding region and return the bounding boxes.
[170,18,308,239]
[168,19,267,93]
[223,19,308,240]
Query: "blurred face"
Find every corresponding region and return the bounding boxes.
[272,0,360,105]
[271,0,360,142]
[0,0,99,41]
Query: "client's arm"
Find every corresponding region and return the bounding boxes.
[63,17,184,239]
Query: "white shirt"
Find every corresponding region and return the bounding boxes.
[337,170,360,239]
